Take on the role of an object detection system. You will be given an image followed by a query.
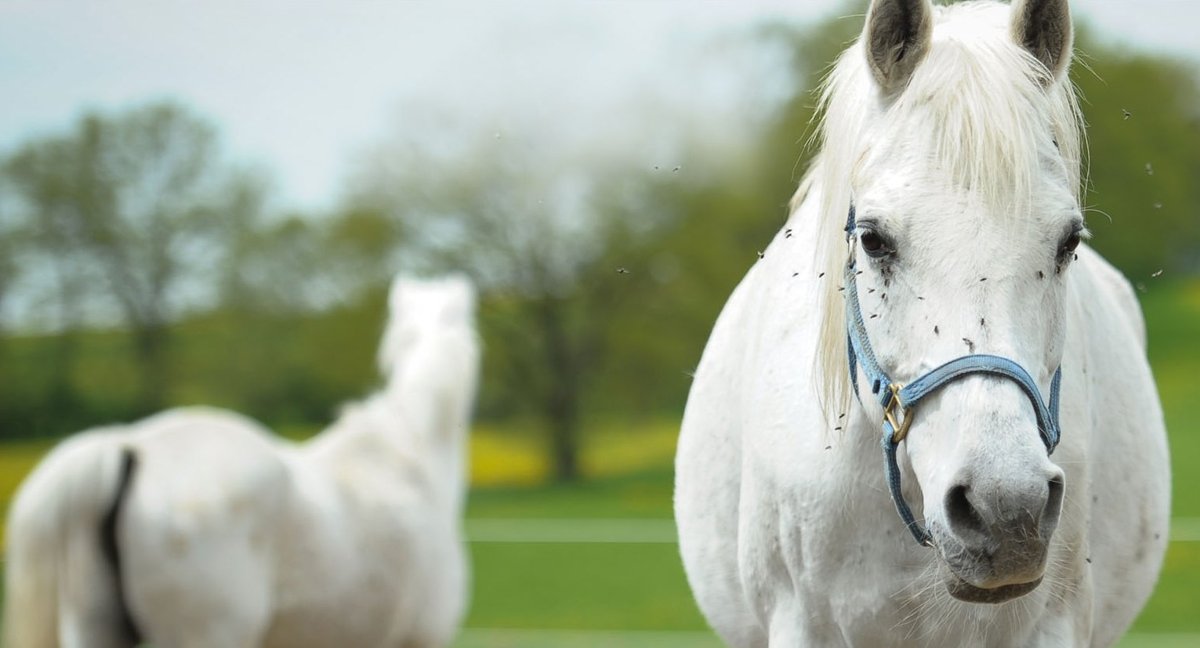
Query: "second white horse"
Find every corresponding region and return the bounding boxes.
[4,275,480,648]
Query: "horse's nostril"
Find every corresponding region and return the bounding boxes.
[1042,475,1065,535]
[945,484,987,540]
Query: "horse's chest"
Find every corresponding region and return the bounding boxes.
[736,450,939,643]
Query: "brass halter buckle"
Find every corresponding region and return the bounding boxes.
[884,383,914,443]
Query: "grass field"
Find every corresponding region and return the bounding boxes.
[0,279,1197,645]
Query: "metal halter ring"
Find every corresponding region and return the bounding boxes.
[883,384,914,443]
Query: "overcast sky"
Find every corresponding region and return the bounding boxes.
[1,0,1197,213]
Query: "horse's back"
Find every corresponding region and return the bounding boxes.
[1073,248,1171,645]
[124,406,292,524]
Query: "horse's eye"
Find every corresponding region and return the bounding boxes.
[1058,227,1084,266]
[1063,231,1081,253]
[860,230,891,258]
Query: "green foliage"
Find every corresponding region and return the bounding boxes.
[1072,32,1200,277]
[1,101,266,416]
[0,298,384,439]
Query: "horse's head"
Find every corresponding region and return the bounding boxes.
[378,274,478,385]
[833,0,1080,603]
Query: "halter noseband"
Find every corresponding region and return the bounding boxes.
[843,205,1062,547]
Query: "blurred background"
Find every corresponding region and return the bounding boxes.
[0,1,1197,646]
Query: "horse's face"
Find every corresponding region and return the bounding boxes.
[378,275,476,378]
[854,169,1079,603]
[851,0,1078,603]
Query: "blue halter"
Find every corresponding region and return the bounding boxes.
[843,205,1062,547]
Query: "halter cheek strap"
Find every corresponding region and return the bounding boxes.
[843,205,1063,547]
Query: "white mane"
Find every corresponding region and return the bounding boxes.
[800,0,1083,415]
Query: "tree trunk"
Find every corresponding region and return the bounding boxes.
[548,374,581,482]
[537,295,582,482]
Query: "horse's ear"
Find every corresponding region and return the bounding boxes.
[864,0,933,97]
[1011,0,1073,82]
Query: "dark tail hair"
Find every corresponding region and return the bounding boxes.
[98,448,143,645]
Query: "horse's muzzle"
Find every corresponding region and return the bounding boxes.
[931,468,1065,603]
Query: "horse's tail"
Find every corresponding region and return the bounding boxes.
[3,432,142,648]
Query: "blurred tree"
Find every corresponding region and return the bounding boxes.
[0,195,18,414]
[203,205,396,428]
[217,206,399,317]
[210,169,274,312]
[346,122,655,482]
[225,214,330,314]
[0,200,15,316]
[3,137,94,416]
[3,102,244,414]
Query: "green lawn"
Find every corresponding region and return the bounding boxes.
[1143,280,1200,519]
[469,541,701,630]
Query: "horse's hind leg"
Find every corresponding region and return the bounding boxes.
[58,532,140,648]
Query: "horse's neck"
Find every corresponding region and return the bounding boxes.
[383,346,472,444]
[303,329,475,514]
[383,383,467,485]
[310,357,469,465]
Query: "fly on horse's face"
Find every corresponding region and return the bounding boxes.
[848,0,1082,602]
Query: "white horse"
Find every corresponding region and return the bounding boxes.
[675,0,1170,645]
[4,275,480,648]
